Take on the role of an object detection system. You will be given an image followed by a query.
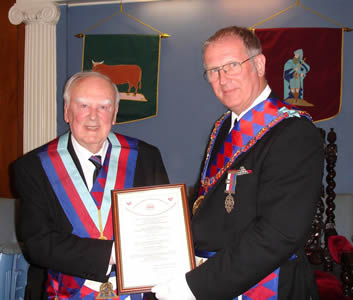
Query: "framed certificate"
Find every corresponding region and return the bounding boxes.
[111,184,195,295]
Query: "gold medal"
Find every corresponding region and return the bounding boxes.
[224,193,235,213]
[96,282,118,299]
[192,195,204,215]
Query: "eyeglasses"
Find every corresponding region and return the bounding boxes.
[203,54,259,83]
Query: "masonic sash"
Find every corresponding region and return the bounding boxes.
[38,132,139,299]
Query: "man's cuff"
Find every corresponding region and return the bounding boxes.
[106,242,116,275]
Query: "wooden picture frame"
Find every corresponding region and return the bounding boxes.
[111,184,195,295]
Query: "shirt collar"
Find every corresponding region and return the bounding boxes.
[71,134,109,163]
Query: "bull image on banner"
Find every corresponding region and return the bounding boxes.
[83,34,161,124]
[92,61,144,101]
[255,28,343,122]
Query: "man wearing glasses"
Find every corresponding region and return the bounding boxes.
[153,26,323,300]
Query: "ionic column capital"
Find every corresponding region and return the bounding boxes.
[9,2,60,26]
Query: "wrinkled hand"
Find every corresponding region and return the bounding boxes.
[152,274,196,300]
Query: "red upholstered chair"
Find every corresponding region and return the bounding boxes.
[314,235,353,300]
[305,129,353,299]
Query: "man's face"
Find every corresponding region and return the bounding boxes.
[64,76,118,153]
[203,36,266,115]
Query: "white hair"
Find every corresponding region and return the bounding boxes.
[63,71,120,108]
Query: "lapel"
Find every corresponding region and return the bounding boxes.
[209,115,231,167]
[67,133,88,189]
[201,114,242,203]
[191,115,231,203]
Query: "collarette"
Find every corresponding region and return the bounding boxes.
[199,96,310,199]
[230,85,272,132]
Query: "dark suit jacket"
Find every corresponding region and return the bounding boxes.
[13,133,169,300]
[186,104,324,300]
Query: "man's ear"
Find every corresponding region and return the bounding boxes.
[112,106,119,125]
[254,53,266,77]
[64,103,69,123]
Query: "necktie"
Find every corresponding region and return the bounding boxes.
[89,155,102,186]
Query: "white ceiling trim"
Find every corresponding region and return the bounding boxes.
[56,0,164,7]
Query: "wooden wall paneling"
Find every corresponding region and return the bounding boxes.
[0,0,24,198]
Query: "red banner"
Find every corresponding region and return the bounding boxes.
[255,28,343,122]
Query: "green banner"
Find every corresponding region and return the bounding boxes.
[83,34,161,124]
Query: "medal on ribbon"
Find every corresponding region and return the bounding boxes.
[225,167,252,213]
[224,171,237,213]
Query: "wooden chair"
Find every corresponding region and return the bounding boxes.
[305,128,353,299]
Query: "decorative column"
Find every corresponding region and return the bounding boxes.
[9,1,60,153]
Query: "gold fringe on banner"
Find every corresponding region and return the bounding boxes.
[249,0,351,32]
[75,0,170,39]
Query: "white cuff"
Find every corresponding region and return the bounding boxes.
[111,242,116,264]
[106,242,116,275]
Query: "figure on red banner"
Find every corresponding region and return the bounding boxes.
[152,26,323,300]
[284,49,311,104]
[13,71,169,299]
